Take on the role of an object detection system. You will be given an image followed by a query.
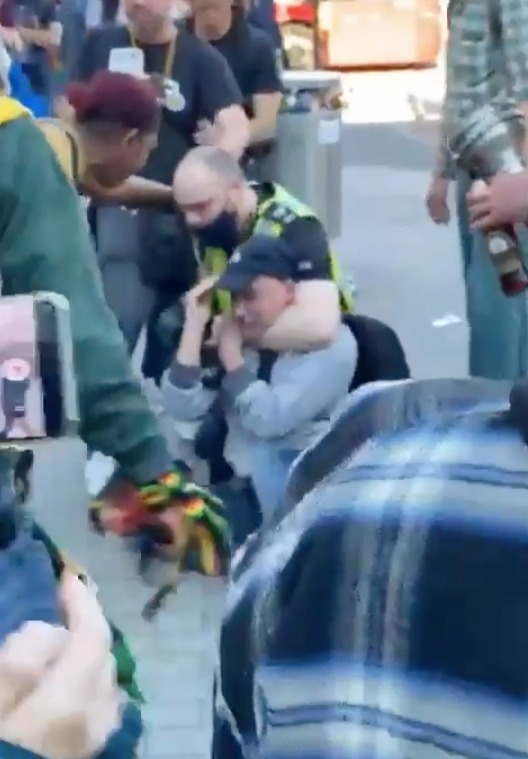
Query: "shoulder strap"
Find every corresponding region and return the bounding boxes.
[257,349,278,382]
[38,118,80,185]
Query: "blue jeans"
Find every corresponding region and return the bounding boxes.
[212,481,261,550]
[250,444,300,522]
[457,171,528,380]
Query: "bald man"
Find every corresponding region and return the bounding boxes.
[172,146,353,352]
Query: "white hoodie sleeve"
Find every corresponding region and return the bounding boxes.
[0,42,11,95]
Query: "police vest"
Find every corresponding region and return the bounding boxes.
[203,184,354,314]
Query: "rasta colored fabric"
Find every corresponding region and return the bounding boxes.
[30,522,144,703]
[89,465,230,600]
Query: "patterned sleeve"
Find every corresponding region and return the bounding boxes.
[434,130,456,179]
[498,0,528,103]
[434,98,456,179]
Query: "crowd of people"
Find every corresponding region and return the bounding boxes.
[0,0,359,753]
[4,0,528,757]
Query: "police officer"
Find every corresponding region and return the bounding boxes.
[172,145,353,352]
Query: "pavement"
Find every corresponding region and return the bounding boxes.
[29,67,467,759]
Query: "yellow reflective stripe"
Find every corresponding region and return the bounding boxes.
[204,247,231,313]
[329,253,354,312]
[203,183,354,314]
[254,218,282,237]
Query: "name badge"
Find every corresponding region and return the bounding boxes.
[108,47,145,76]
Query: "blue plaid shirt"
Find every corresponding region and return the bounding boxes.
[214,378,528,759]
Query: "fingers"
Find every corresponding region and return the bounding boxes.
[4,577,121,759]
[467,199,491,226]
[0,622,67,716]
[470,213,493,230]
[25,576,111,707]
[193,276,218,298]
[56,575,112,687]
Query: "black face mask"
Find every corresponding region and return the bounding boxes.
[195,211,240,253]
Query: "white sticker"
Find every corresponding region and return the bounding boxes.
[108,47,145,76]
[318,117,340,145]
[432,314,463,328]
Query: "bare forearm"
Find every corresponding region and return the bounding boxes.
[260,281,341,351]
[83,176,173,208]
[248,116,276,145]
[176,321,205,367]
[18,27,54,47]
[248,95,281,144]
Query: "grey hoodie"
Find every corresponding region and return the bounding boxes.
[162,324,358,475]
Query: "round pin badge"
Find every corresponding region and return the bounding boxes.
[164,79,186,112]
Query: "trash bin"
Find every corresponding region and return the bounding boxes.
[267,70,343,240]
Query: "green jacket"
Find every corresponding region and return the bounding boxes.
[0,106,172,482]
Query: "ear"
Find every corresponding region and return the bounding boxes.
[123,129,140,146]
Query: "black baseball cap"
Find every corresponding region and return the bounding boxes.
[216,234,297,293]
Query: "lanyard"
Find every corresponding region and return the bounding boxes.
[129,29,177,79]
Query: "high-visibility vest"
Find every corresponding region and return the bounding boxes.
[203,184,354,314]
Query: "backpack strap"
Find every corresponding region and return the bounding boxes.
[257,349,278,382]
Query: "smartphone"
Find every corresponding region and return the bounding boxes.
[0,293,78,443]
[0,293,79,640]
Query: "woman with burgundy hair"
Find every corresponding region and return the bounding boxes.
[51,71,177,347]
[58,69,173,207]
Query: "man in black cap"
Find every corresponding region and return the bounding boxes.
[162,234,358,526]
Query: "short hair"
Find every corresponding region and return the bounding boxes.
[179,146,245,184]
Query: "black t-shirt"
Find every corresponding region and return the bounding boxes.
[74,25,243,184]
[187,14,282,117]
[253,183,332,280]
[280,218,333,280]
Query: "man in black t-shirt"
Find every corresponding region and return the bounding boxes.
[73,0,249,378]
[186,0,282,176]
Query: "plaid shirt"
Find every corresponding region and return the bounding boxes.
[438,0,528,177]
[214,378,528,759]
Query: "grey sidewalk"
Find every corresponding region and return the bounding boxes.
[31,436,226,759]
[29,155,466,759]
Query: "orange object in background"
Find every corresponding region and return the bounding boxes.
[278,0,443,70]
